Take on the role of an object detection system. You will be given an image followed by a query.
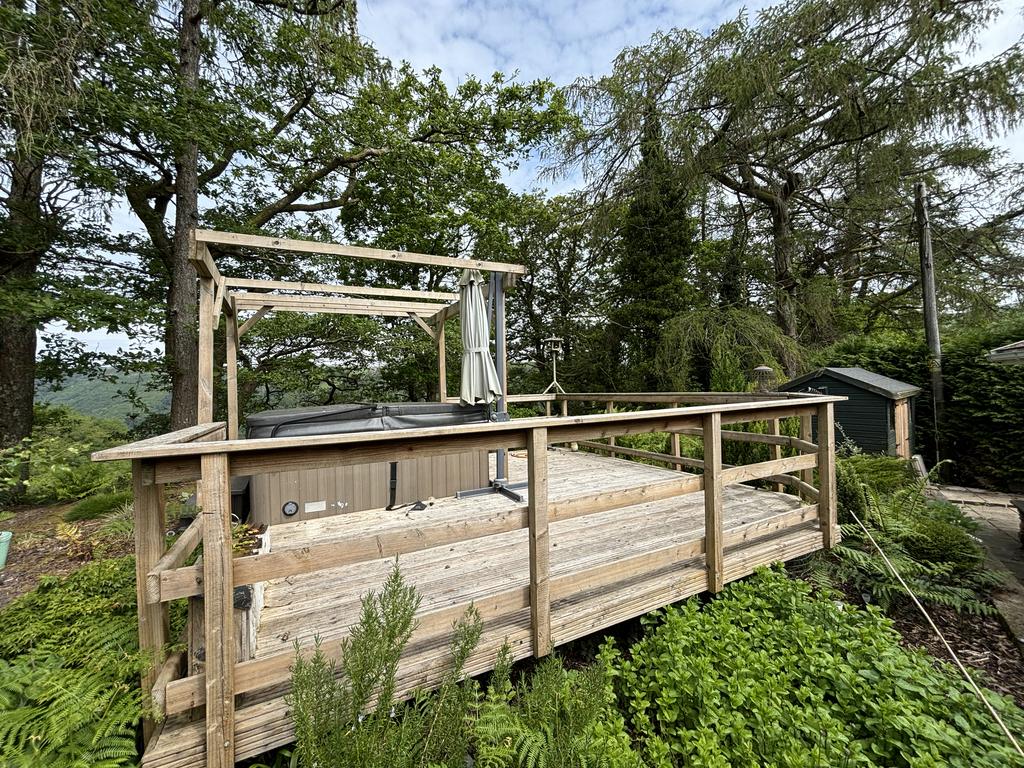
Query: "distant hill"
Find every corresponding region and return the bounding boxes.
[36,373,170,424]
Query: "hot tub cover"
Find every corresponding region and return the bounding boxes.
[245,402,490,439]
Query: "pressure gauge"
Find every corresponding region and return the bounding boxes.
[282,500,299,517]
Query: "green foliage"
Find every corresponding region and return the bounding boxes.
[65,489,133,521]
[290,562,480,768]
[807,459,997,614]
[0,555,182,767]
[606,567,1024,768]
[1,405,129,505]
[821,312,1024,489]
[474,648,642,768]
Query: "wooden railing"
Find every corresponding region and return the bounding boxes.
[94,392,841,768]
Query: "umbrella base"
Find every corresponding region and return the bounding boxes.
[456,478,529,503]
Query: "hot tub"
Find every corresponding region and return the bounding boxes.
[243,402,492,527]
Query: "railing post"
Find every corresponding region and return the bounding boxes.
[560,399,568,417]
[606,401,616,447]
[800,411,814,484]
[133,460,169,743]
[436,321,446,402]
[545,401,552,417]
[816,403,838,548]
[527,427,551,657]
[670,402,682,471]
[767,418,783,491]
[702,412,724,593]
[226,309,239,440]
[201,452,235,768]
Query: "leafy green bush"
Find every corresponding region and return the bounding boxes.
[845,454,918,496]
[604,568,1024,767]
[820,311,1024,489]
[0,556,173,767]
[64,490,133,522]
[1,405,130,504]
[806,468,998,614]
[289,563,643,768]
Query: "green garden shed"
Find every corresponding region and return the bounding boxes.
[780,367,920,458]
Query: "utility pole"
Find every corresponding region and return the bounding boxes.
[915,182,943,466]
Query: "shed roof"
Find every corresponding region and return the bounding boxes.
[781,367,921,400]
[987,339,1024,365]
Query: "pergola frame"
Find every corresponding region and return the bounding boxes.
[189,228,526,441]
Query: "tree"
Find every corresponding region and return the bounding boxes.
[563,0,1024,370]
[609,108,697,389]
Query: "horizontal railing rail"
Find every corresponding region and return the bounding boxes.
[101,394,841,768]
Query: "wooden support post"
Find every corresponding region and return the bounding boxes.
[201,453,235,768]
[800,412,814,484]
[527,427,551,657]
[198,262,216,423]
[671,402,682,471]
[545,401,551,417]
[436,321,446,402]
[225,309,239,440]
[560,399,568,418]
[133,460,169,743]
[816,403,838,549]
[767,418,783,491]
[606,401,616,447]
[702,412,724,593]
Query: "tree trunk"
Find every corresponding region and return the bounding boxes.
[769,200,799,375]
[167,0,203,429]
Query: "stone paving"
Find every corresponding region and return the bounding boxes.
[934,485,1024,645]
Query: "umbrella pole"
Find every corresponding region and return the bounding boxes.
[493,273,509,481]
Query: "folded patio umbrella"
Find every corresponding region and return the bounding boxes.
[459,268,502,406]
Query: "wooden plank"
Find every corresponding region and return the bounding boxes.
[226,310,239,440]
[773,473,819,503]
[428,300,461,327]
[223,277,456,303]
[237,306,271,338]
[409,312,436,340]
[722,505,819,548]
[437,322,446,401]
[188,237,220,281]
[94,396,844,463]
[157,504,530,602]
[549,473,703,522]
[675,426,817,453]
[133,460,169,742]
[200,453,235,768]
[164,586,531,714]
[198,274,216,424]
[718,453,817,485]
[151,650,186,716]
[146,514,203,603]
[817,402,838,549]
[800,413,815,484]
[767,419,783,492]
[558,392,803,403]
[92,423,226,462]
[195,229,528,274]
[232,291,445,316]
[702,412,724,593]
[576,440,706,470]
[528,428,551,657]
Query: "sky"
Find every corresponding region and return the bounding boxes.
[66,0,1024,356]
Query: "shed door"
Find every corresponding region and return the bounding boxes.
[893,398,911,459]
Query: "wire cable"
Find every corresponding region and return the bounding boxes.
[847,508,1024,756]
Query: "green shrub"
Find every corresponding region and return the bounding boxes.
[836,458,869,524]
[0,556,183,767]
[1,405,130,504]
[905,517,984,573]
[846,453,918,496]
[819,311,1024,489]
[605,567,1024,768]
[64,490,133,522]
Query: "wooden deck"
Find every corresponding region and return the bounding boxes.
[94,392,843,768]
[141,449,823,767]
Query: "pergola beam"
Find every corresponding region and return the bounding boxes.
[196,229,527,275]
[223,277,456,303]
[231,292,448,318]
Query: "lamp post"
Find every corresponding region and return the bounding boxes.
[541,336,566,395]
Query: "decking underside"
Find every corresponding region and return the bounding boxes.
[144,450,825,767]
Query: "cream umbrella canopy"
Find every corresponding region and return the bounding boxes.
[459,268,502,405]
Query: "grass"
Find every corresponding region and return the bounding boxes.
[64,490,133,522]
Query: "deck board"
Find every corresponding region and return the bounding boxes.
[143,448,822,768]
